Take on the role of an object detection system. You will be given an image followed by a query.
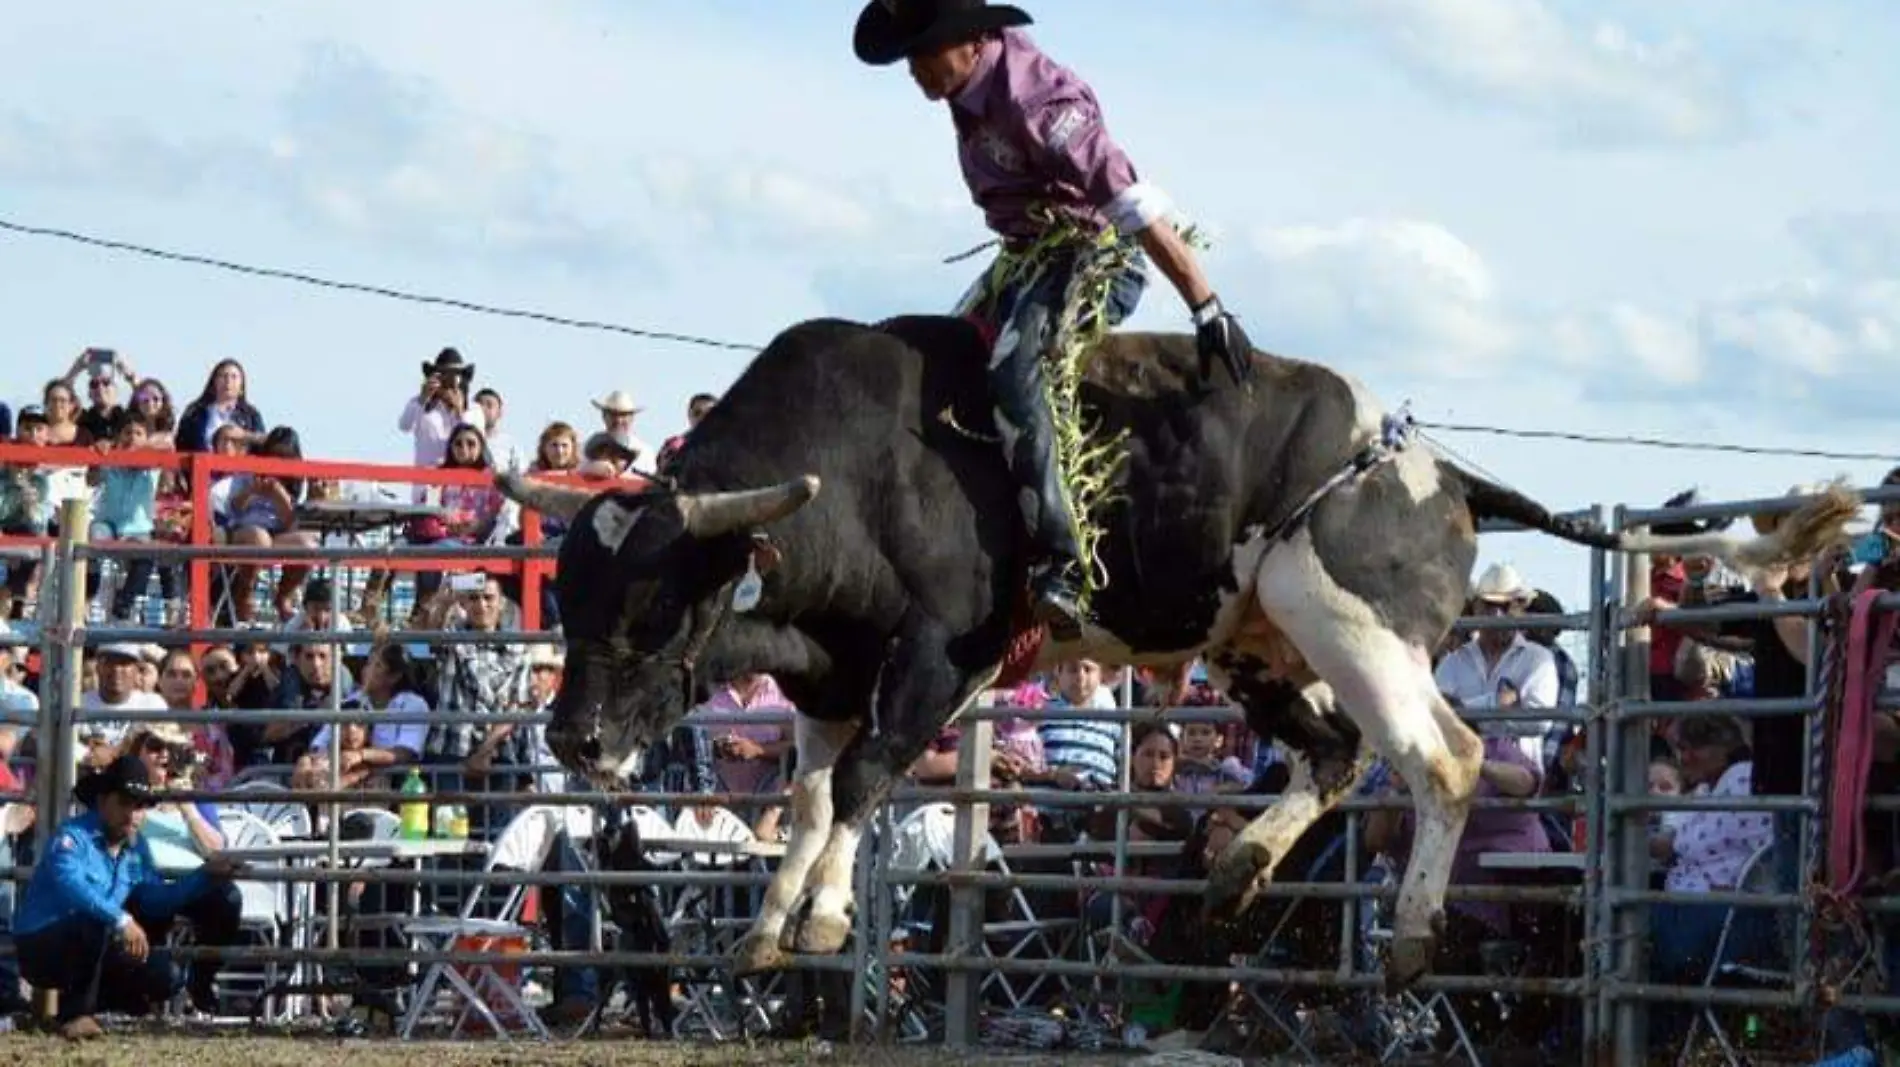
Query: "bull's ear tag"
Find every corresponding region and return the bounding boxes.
[732,556,764,613]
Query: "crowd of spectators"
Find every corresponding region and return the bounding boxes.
[0,346,1896,1059]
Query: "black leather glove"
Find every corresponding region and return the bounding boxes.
[1193,296,1254,385]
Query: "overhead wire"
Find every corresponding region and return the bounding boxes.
[4,214,1894,464]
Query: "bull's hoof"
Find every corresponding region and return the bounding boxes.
[1202,841,1273,922]
[731,932,789,979]
[1385,933,1437,993]
[792,908,854,955]
[1384,911,1447,994]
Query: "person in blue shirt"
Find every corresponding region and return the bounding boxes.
[14,754,241,1040]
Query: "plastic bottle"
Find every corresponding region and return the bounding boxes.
[399,767,430,840]
[450,804,471,840]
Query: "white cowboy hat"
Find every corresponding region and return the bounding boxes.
[526,644,565,670]
[591,390,643,417]
[1471,562,1532,605]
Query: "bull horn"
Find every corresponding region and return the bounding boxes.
[494,471,596,524]
[679,475,821,539]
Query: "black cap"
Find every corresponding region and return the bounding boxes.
[74,753,158,809]
[14,405,46,427]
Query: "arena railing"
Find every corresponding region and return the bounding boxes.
[2,482,1896,1059]
[0,440,625,636]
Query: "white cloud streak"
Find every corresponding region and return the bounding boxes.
[1300,0,1744,145]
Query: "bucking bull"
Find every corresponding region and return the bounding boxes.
[496,315,1858,989]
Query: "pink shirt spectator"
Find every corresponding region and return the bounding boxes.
[437,482,504,541]
[1666,760,1772,893]
[987,682,1048,771]
[705,674,792,796]
[1396,734,1550,934]
[189,724,237,792]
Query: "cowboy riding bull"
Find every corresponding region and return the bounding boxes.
[496,0,1860,989]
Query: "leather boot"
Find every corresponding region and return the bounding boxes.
[989,348,1087,640]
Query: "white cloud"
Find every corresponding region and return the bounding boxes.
[1701,276,1900,379]
[0,42,931,277]
[1548,303,1703,384]
[1240,218,1517,375]
[1789,211,1900,277]
[1302,0,1742,144]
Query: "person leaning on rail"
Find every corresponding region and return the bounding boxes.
[11,754,243,1041]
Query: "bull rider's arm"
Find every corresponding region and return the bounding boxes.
[1135,222,1216,313]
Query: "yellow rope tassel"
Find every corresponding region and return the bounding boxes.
[965,209,1212,611]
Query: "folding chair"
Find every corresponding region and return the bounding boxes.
[394,805,559,1040]
[1356,862,1483,1066]
[1219,834,1349,1060]
[664,804,773,1039]
[1678,842,1793,1067]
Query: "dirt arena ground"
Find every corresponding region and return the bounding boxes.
[0,1034,1141,1067]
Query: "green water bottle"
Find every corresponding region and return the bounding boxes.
[399,767,431,840]
[1743,1012,1762,1046]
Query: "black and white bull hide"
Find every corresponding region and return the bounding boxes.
[496,315,1858,989]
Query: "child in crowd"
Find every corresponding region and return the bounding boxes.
[291,721,375,790]
[1172,720,1250,800]
[84,414,170,622]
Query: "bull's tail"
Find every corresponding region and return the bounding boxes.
[1445,463,1862,571]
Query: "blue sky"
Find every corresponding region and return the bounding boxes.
[3,0,1897,619]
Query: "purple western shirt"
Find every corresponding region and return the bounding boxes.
[949,29,1171,244]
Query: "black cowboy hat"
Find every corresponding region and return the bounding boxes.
[74,753,159,809]
[421,347,476,386]
[854,0,1032,66]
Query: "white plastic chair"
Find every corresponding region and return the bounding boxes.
[394,805,559,1041]
[211,809,297,1021]
[222,779,311,838]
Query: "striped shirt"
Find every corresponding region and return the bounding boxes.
[1039,688,1123,789]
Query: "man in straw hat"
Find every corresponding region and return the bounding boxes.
[590,389,652,467]
[852,0,1256,635]
[1432,562,1560,764]
[13,754,242,1039]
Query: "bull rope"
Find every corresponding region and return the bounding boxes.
[1804,586,1896,1014]
[954,206,1211,607]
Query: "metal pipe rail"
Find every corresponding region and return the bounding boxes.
[70,626,565,649]
[64,700,1592,728]
[1621,483,1900,527]
[159,944,858,972]
[886,954,1589,998]
[73,542,555,563]
[143,783,1586,813]
[883,868,1580,905]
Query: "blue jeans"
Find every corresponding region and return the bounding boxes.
[15,881,239,1021]
[84,526,176,619]
[952,240,1147,573]
[547,832,600,1004]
